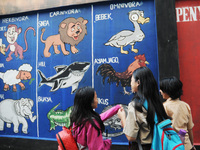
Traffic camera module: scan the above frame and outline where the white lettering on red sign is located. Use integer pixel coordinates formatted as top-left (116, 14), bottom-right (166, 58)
top-left (176, 6), bottom-right (200, 22)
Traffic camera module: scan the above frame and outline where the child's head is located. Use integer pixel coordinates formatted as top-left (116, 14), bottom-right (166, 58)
top-left (160, 76), bottom-right (183, 99)
top-left (131, 67), bottom-right (159, 97)
top-left (74, 86), bottom-right (97, 111)
top-left (131, 67), bottom-right (170, 125)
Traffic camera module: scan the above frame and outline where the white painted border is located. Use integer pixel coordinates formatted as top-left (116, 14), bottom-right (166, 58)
top-left (91, 5), bottom-right (94, 88)
top-left (36, 12), bottom-right (39, 137)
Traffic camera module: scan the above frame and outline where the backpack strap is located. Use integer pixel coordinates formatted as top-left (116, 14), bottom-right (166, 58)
top-left (137, 137), bottom-right (143, 150)
top-left (143, 100), bottom-right (148, 110)
top-left (143, 100), bottom-right (158, 123)
top-left (57, 133), bottom-right (66, 150)
top-left (157, 119), bottom-right (172, 129)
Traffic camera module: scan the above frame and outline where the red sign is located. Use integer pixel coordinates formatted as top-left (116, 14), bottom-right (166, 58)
top-left (176, 0), bottom-right (200, 145)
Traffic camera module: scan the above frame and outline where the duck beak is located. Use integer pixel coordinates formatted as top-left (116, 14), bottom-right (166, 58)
top-left (137, 16), bottom-right (150, 24)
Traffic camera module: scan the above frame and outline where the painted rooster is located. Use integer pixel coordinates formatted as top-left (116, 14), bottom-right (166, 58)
top-left (96, 54), bottom-right (149, 95)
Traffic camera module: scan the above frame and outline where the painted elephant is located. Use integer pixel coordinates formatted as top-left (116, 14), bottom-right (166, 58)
top-left (0, 98), bottom-right (37, 134)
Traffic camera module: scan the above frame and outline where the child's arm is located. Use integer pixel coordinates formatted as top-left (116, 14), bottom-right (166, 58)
top-left (100, 105), bottom-right (121, 122)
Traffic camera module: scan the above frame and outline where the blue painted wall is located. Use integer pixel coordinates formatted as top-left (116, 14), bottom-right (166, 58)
top-left (0, 0), bottom-right (158, 144)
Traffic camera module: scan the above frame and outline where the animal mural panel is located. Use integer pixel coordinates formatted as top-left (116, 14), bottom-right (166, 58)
top-left (0, 98), bottom-right (37, 134)
top-left (105, 10), bottom-right (150, 54)
top-left (47, 103), bottom-right (73, 130)
top-left (96, 54), bottom-right (149, 95)
top-left (0, 64), bottom-right (33, 92)
top-left (93, 1), bottom-right (159, 143)
top-left (0, 0), bottom-right (159, 145)
top-left (38, 62), bottom-right (90, 93)
top-left (4, 25), bottom-right (36, 62)
top-left (40, 17), bottom-right (88, 57)
top-left (37, 5), bottom-right (92, 139)
top-left (0, 11), bottom-right (37, 137)
top-left (101, 104), bottom-right (128, 137)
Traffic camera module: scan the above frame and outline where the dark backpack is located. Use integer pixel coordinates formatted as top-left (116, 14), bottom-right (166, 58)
top-left (143, 100), bottom-right (185, 150)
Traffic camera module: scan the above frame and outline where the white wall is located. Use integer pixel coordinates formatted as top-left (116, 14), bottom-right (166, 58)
top-left (0, 0), bottom-right (109, 15)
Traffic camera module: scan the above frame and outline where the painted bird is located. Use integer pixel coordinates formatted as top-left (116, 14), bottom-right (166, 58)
top-left (105, 10), bottom-right (150, 54)
top-left (96, 54), bottom-right (149, 95)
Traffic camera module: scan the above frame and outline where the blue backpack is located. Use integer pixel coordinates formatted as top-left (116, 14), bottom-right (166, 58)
top-left (143, 100), bottom-right (185, 150)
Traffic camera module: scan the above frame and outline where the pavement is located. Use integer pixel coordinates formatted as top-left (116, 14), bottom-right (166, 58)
top-left (0, 137), bottom-right (199, 150)
top-left (0, 137), bottom-right (129, 150)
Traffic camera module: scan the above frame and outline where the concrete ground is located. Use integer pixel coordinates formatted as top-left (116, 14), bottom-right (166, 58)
top-left (0, 137), bottom-right (199, 150)
top-left (0, 137), bottom-right (129, 150)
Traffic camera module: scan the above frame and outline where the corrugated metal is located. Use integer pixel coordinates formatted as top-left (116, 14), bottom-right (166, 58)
top-left (0, 0), bottom-right (109, 15)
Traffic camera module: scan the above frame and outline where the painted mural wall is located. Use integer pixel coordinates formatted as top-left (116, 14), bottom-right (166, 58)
top-left (0, 0), bottom-right (159, 144)
top-left (176, 0), bottom-right (200, 144)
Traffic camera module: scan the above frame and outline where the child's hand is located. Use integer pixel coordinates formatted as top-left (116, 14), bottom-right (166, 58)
top-left (117, 107), bottom-right (126, 119)
top-left (117, 107), bottom-right (126, 128)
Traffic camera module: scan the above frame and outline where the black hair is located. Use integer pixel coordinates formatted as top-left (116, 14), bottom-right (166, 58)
top-left (70, 86), bottom-right (105, 136)
top-left (160, 76), bottom-right (183, 99)
top-left (132, 67), bottom-right (169, 131)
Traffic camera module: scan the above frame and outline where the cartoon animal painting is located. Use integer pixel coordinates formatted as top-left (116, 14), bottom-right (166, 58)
top-left (101, 104), bottom-right (128, 137)
top-left (4, 25), bottom-right (36, 61)
top-left (96, 54), bottom-right (148, 95)
top-left (105, 10), bottom-right (150, 54)
top-left (0, 98), bottom-right (37, 134)
top-left (38, 62), bottom-right (90, 93)
top-left (0, 38), bottom-right (6, 55)
top-left (47, 103), bottom-right (73, 130)
top-left (40, 17), bottom-right (88, 57)
top-left (0, 64), bottom-right (33, 92)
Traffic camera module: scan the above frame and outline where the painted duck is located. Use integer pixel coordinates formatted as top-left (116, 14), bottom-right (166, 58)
top-left (105, 10), bottom-right (150, 54)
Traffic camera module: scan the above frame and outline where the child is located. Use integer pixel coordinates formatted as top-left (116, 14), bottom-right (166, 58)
top-left (117, 67), bottom-right (169, 150)
top-left (70, 86), bottom-right (121, 150)
top-left (160, 76), bottom-right (196, 150)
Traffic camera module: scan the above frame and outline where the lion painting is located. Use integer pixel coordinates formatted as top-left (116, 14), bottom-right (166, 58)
top-left (40, 17), bottom-right (88, 57)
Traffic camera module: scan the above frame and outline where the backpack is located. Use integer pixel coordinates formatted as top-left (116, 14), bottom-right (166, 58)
top-left (56, 126), bottom-right (79, 150)
top-left (143, 100), bottom-right (185, 150)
